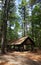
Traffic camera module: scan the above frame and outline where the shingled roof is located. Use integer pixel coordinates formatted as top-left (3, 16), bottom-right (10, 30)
top-left (8, 36), bottom-right (34, 45)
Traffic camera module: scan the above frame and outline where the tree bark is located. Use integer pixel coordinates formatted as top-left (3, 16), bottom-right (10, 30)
top-left (23, 6), bottom-right (26, 37)
top-left (1, 21), bottom-right (7, 54)
top-left (1, 0), bottom-right (10, 54)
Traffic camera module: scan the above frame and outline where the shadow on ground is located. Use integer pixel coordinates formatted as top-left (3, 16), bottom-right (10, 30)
top-left (0, 51), bottom-right (41, 65)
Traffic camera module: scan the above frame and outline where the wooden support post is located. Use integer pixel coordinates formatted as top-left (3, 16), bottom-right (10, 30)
top-left (24, 45), bottom-right (26, 51)
top-left (31, 44), bottom-right (34, 51)
top-left (14, 45), bottom-right (15, 50)
top-left (23, 45), bottom-right (24, 51)
top-left (18, 46), bottom-right (19, 51)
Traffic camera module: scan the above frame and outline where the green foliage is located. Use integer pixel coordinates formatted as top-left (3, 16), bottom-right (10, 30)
top-left (19, 0), bottom-right (29, 36)
top-left (29, 0), bottom-right (36, 6)
top-left (0, 0), bottom-right (41, 49)
top-left (30, 3), bottom-right (41, 48)
top-left (6, 0), bottom-right (21, 41)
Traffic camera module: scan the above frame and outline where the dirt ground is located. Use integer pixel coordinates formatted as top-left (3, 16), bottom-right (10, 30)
top-left (0, 50), bottom-right (41, 65)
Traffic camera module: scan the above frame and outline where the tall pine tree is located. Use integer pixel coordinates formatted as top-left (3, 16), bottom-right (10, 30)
top-left (19, 0), bottom-right (29, 36)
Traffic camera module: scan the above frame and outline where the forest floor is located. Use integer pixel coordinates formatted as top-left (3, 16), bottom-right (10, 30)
top-left (0, 50), bottom-right (41, 65)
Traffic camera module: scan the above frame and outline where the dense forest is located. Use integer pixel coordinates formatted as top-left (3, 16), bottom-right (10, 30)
top-left (0, 0), bottom-right (41, 54)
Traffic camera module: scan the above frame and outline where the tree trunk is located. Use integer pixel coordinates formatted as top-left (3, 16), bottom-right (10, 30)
top-left (31, 7), bottom-right (34, 40)
top-left (32, 21), bottom-right (34, 40)
top-left (24, 22), bottom-right (26, 36)
top-left (1, 21), bottom-right (7, 54)
top-left (1, 0), bottom-right (10, 54)
top-left (23, 6), bottom-right (26, 37)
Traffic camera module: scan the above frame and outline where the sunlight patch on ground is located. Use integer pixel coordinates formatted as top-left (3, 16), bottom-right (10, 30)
top-left (0, 51), bottom-right (41, 65)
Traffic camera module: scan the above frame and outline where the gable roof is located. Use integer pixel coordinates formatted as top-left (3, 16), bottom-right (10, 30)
top-left (8, 36), bottom-right (34, 45)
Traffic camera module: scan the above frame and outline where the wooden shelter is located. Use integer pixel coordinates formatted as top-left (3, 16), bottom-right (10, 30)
top-left (7, 36), bottom-right (35, 51)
